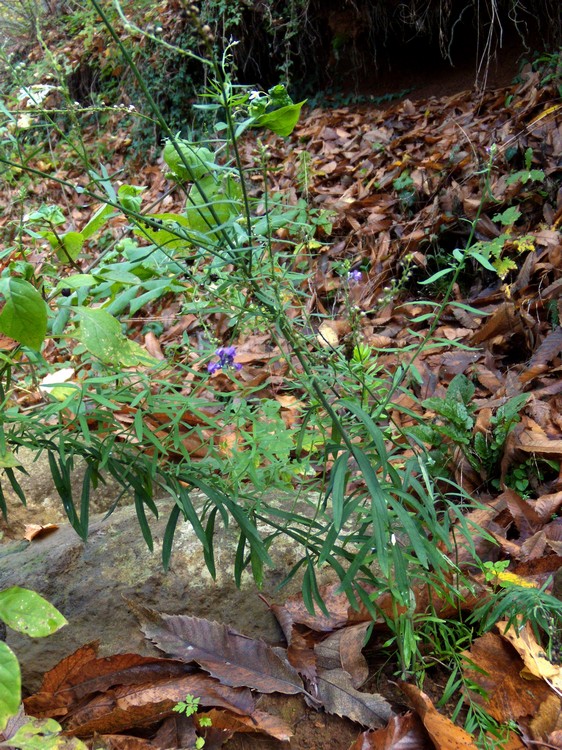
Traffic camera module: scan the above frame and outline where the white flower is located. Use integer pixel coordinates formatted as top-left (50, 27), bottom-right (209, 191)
top-left (16, 113), bottom-right (33, 129)
top-left (18, 84), bottom-right (58, 107)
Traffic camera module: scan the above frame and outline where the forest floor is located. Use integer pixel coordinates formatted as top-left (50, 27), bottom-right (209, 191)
top-left (0, 23), bottom-right (561, 750)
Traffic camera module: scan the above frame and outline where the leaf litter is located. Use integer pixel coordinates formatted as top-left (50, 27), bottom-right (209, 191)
top-left (1, 23), bottom-right (562, 750)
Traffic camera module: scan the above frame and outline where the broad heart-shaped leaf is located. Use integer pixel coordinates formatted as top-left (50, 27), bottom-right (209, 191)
top-left (73, 307), bottom-right (159, 367)
top-left (0, 641), bottom-right (21, 731)
top-left (0, 587), bottom-right (67, 637)
top-left (133, 213), bottom-right (193, 252)
top-left (0, 278), bottom-right (48, 350)
top-left (252, 101), bottom-right (307, 136)
top-left (184, 175), bottom-right (242, 235)
top-left (132, 603), bottom-right (304, 695)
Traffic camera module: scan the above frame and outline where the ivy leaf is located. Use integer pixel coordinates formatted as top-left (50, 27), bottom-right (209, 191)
top-left (0, 278), bottom-right (48, 350)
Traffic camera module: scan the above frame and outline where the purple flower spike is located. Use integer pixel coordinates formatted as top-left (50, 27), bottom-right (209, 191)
top-left (347, 269), bottom-right (362, 284)
top-left (208, 345), bottom-right (240, 374)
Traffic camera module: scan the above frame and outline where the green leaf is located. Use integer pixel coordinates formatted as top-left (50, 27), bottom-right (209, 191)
top-left (0, 641), bottom-right (20, 732)
top-left (0, 278), bottom-right (48, 350)
top-left (492, 206), bottom-right (521, 226)
top-left (55, 274), bottom-right (96, 292)
top-left (492, 257), bottom-right (518, 279)
top-left (162, 503), bottom-right (181, 571)
top-left (184, 175), bottom-right (242, 234)
top-left (0, 450), bottom-right (22, 469)
top-left (81, 203), bottom-right (114, 239)
top-left (73, 307), bottom-right (159, 367)
top-left (118, 184), bottom-right (146, 214)
top-left (447, 374), bottom-right (475, 406)
top-left (1, 716), bottom-right (88, 749)
top-left (26, 205), bottom-right (65, 225)
top-left (418, 267), bottom-right (454, 285)
top-left (0, 587), bottom-right (67, 636)
top-left (133, 213), bottom-right (193, 251)
top-left (56, 231), bottom-right (84, 263)
top-left (163, 139), bottom-right (215, 181)
top-left (252, 101), bottom-right (306, 137)
top-left (329, 451), bottom-right (349, 532)
top-left (469, 250), bottom-right (497, 273)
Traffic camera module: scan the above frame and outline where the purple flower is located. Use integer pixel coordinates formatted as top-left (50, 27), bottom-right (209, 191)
top-left (207, 345), bottom-right (242, 374)
top-left (347, 269), bottom-right (362, 284)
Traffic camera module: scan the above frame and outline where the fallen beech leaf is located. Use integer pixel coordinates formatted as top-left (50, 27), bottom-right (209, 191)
top-left (347, 713), bottom-right (431, 749)
top-left (25, 647), bottom-right (193, 718)
top-left (317, 321), bottom-right (340, 348)
top-left (535, 491), bottom-right (562, 521)
top-left (518, 429), bottom-right (562, 456)
top-left (497, 620), bottom-right (562, 692)
top-left (399, 682), bottom-right (477, 749)
top-left (469, 302), bottom-right (522, 346)
top-left (317, 668), bottom-right (393, 729)
top-left (64, 672), bottom-right (253, 736)
top-left (267, 598), bottom-right (318, 683)
top-left (144, 331), bottom-right (165, 360)
top-left (519, 327), bottom-right (562, 384)
top-left (519, 530), bottom-right (548, 561)
top-left (201, 708), bottom-right (293, 741)
top-left (23, 523), bottom-right (59, 541)
top-left (315, 622), bottom-right (370, 688)
top-left (505, 491), bottom-right (543, 539)
top-left (529, 693), bottom-right (562, 744)
top-left (89, 734), bottom-right (160, 749)
top-left (152, 713), bottom-right (198, 748)
top-left (132, 603), bottom-right (304, 695)
top-left (462, 632), bottom-right (551, 724)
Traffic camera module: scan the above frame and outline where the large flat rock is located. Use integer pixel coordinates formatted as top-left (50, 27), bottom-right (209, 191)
top-left (0, 498), bottom-right (307, 692)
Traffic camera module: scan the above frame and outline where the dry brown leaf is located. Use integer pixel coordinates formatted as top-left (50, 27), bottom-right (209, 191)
top-left (520, 530), bottom-right (548, 561)
top-left (23, 523), bottom-right (59, 541)
top-left (201, 708), bottom-right (293, 741)
top-left (519, 327), bottom-right (562, 384)
top-left (505, 491), bottom-right (543, 539)
top-left (529, 693), bottom-right (562, 744)
top-left (398, 682), bottom-right (477, 749)
top-left (143, 332), bottom-right (165, 360)
top-left (347, 713), bottom-right (431, 749)
top-left (497, 620), bottom-right (562, 692)
top-left (131, 602), bottom-right (304, 695)
top-left (64, 673), bottom-right (253, 736)
top-left (518, 426), bottom-right (562, 456)
top-left (317, 668), bottom-right (393, 729)
top-left (469, 302), bottom-right (524, 346)
top-left (317, 321), bottom-right (340, 348)
top-left (314, 622), bottom-right (370, 688)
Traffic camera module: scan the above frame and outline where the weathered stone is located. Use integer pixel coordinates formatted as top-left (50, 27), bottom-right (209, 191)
top-left (0, 497), bottom-right (312, 693)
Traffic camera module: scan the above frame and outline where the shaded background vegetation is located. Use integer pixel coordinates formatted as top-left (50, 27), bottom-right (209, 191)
top-left (2, 0), bottom-right (560, 154)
